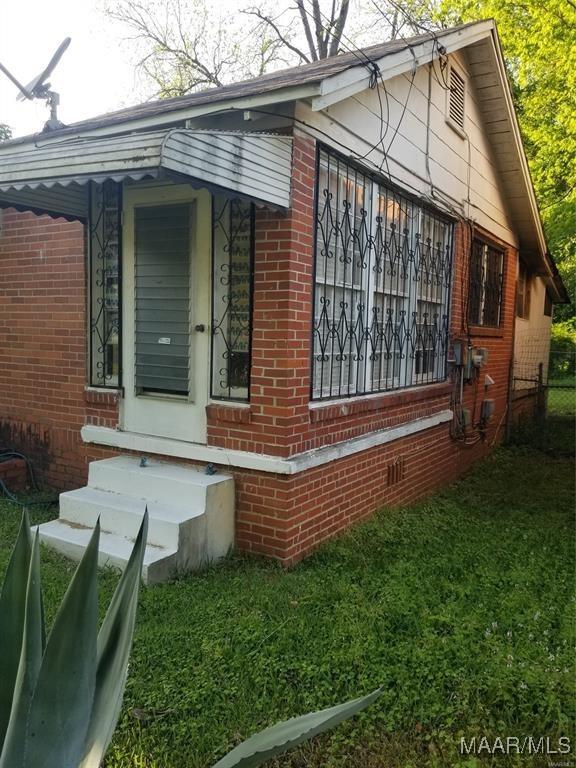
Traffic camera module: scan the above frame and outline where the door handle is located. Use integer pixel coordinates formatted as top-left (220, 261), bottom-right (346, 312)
top-left (194, 324), bottom-right (206, 332)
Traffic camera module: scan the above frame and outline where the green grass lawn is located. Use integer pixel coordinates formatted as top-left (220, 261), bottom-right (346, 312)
top-left (547, 379), bottom-right (576, 417)
top-left (1, 439), bottom-right (574, 768)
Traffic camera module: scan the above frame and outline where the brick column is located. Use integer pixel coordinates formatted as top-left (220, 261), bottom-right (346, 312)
top-left (207, 133), bottom-right (317, 457)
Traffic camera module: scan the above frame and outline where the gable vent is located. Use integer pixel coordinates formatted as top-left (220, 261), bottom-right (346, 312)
top-left (448, 67), bottom-right (466, 131)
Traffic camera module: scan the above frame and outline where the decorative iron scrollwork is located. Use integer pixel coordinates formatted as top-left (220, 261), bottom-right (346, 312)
top-left (468, 239), bottom-right (503, 327)
top-left (89, 181), bottom-right (122, 388)
top-left (312, 148), bottom-right (454, 400)
top-left (211, 197), bottom-right (253, 401)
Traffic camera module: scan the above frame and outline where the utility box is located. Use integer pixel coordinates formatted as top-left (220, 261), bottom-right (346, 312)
top-left (481, 399), bottom-right (496, 422)
top-left (472, 347), bottom-right (489, 367)
top-left (453, 340), bottom-right (466, 366)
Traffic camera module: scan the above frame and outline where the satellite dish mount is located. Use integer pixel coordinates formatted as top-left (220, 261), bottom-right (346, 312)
top-left (0, 37), bottom-right (71, 132)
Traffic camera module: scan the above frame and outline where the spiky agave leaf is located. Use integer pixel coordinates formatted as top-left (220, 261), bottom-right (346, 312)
top-left (0, 510), bottom-right (34, 751)
top-left (212, 687), bottom-right (383, 768)
top-left (80, 510), bottom-right (148, 768)
top-left (0, 528), bottom-right (44, 767)
top-left (1, 522), bottom-right (101, 768)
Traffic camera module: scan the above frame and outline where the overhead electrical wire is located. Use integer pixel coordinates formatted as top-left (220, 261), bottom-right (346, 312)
top-left (298, 0), bottom-right (403, 179)
top-left (366, 1), bottom-right (492, 447)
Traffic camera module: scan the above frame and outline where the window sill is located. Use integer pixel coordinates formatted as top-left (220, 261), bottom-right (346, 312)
top-left (84, 387), bottom-right (121, 406)
top-left (309, 381), bottom-right (452, 424)
top-left (469, 326), bottom-right (504, 339)
top-left (206, 403), bottom-right (252, 424)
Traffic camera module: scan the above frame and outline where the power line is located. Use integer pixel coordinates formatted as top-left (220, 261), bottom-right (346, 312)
top-left (298, 0), bottom-right (400, 180)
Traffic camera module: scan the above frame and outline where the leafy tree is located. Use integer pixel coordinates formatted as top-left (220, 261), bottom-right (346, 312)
top-left (435, 0), bottom-right (576, 316)
top-left (543, 191), bottom-right (576, 319)
top-left (106, 0), bottom-right (574, 314)
top-left (0, 124), bottom-right (11, 142)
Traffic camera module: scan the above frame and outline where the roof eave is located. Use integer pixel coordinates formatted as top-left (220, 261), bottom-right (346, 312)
top-left (1, 83), bottom-right (320, 149)
top-left (487, 25), bottom-right (567, 303)
top-left (310, 20), bottom-right (495, 111)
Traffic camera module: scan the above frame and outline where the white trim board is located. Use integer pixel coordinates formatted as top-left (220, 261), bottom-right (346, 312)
top-left (81, 409), bottom-right (452, 476)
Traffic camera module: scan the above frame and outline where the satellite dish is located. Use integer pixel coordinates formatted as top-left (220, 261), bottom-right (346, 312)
top-left (0, 37), bottom-right (71, 131)
top-left (17, 37), bottom-right (71, 101)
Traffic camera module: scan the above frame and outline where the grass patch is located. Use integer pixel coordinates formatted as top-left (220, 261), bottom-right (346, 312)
top-left (0, 442), bottom-right (574, 768)
top-left (547, 381), bottom-right (576, 418)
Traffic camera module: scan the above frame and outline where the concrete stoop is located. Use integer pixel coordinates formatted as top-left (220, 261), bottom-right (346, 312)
top-left (35, 456), bottom-right (235, 584)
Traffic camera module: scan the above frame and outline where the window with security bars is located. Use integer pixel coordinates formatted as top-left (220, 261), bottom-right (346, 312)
top-left (312, 148), bottom-right (454, 401)
top-left (89, 180), bottom-right (122, 388)
top-left (211, 196), bottom-right (254, 402)
top-left (468, 239), bottom-right (504, 328)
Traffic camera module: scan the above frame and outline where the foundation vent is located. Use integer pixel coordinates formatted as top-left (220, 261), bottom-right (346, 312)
top-left (387, 457), bottom-right (406, 487)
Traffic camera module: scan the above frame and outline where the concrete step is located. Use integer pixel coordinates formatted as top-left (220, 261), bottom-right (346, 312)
top-left (37, 456), bottom-right (235, 584)
top-left (88, 456), bottom-right (226, 510)
top-left (35, 518), bottom-right (178, 585)
top-left (59, 486), bottom-right (199, 550)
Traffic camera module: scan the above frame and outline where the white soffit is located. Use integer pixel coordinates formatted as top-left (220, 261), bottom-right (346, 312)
top-left (0, 129), bottom-right (293, 219)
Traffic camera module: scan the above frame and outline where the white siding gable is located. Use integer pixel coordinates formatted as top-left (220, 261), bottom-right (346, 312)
top-left (297, 50), bottom-right (516, 246)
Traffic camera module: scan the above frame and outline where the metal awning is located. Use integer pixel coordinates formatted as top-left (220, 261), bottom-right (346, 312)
top-left (0, 129), bottom-right (293, 219)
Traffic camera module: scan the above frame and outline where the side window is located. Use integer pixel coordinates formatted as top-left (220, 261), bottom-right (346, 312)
top-left (468, 239), bottom-right (504, 328)
top-left (312, 147), bottom-right (454, 401)
top-left (211, 196), bottom-right (253, 402)
top-left (544, 290), bottom-right (553, 317)
top-left (516, 260), bottom-right (531, 319)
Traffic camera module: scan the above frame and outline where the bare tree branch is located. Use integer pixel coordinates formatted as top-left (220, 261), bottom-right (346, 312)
top-left (328, 0), bottom-right (350, 56)
top-left (244, 7), bottom-right (312, 62)
top-left (104, 0), bottom-right (378, 100)
top-left (296, 0), bottom-right (319, 61)
top-left (311, 0), bottom-right (328, 58)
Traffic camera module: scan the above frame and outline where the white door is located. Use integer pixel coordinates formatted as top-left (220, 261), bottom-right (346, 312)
top-left (121, 183), bottom-right (211, 443)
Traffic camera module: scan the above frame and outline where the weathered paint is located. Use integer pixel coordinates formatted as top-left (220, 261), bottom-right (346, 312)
top-left (0, 129), bottom-right (293, 214)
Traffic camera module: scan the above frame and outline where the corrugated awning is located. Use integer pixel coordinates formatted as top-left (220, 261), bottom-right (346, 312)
top-left (0, 129), bottom-right (292, 220)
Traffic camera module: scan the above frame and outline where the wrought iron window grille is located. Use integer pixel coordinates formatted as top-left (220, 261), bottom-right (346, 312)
top-left (211, 196), bottom-right (254, 402)
top-left (468, 238), bottom-right (504, 328)
top-left (88, 180), bottom-right (122, 388)
top-left (312, 147), bottom-right (454, 401)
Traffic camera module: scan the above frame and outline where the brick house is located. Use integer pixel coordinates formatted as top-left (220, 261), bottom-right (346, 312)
top-left (0, 20), bottom-right (567, 579)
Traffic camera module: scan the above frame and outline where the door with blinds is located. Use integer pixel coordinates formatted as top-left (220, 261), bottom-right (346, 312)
top-left (121, 184), bottom-right (211, 443)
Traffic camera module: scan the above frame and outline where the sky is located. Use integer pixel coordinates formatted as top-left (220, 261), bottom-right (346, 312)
top-left (0, 0), bottom-right (380, 139)
top-left (0, 0), bottom-right (140, 138)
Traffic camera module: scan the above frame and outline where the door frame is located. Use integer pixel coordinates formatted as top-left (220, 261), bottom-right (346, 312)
top-left (120, 181), bottom-right (212, 444)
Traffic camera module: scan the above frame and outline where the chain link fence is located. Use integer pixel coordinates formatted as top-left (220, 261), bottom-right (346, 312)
top-left (509, 328), bottom-right (575, 454)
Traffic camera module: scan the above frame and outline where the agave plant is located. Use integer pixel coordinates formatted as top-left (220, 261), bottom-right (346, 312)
top-left (0, 509), bottom-right (148, 768)
top-left (0, 509), bottom-right (381, 768)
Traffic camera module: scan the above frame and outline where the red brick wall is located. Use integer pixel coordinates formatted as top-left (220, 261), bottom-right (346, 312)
top-left (207, 137), bottom-right (516, 465)
top-left (207, 132), bottom-right (316, 456)
top-left (0, 457), bottom-right (28, 493)
top-left (0, 138), bottom-right (518, 563)
top-left (233, 218), bottom-right (518, 563)
top-left (235, 421), bottom-right (498, 563)
top-left (0, 210), bottom-right (119, 489)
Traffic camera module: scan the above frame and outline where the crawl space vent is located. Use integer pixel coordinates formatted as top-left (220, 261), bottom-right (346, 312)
top-left (387, 457), bottom-right (406, 487)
